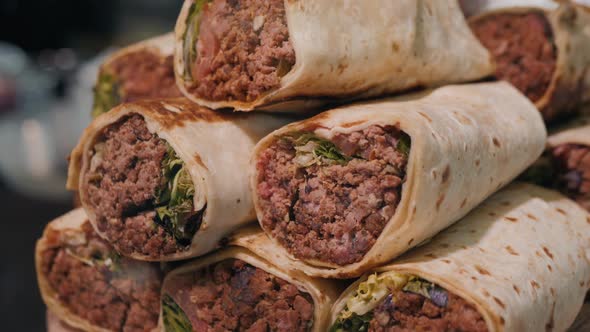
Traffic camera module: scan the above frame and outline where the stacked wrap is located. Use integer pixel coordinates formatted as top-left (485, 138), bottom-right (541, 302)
top-left (68, 99), bottom-right (291, 261)
top-left (250, 82), bottom-right (547, 278)
top-left (92, 33), bottom-right (181, 118)
top-left (330, 183), bottom-right (590, 331)
top-left (174, 0), bottom-right (494, 111)
top-left (35, 209), bottom-right (162, 332)
top-left (160, 229), bottom-right (343, 332)
top-left (468, 3), bottom-right (590, 121)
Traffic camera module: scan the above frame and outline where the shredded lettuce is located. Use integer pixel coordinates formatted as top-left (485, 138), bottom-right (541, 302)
top-left (154, 144), bottom-right (201, 246)
top-left (332, 274), bottom-right (451, 331)
top-left (330, 273), bottom-right (407, 332)
top-left (65, 248), bottom-right (121, 273)
top-left (162, 294), bottom-right (193, 332)
top-left (182, 0), bottom-right (210, 81)
top-left (284, 132), bottom-right (351, 167)
top-left (402, 276), bottom-right (432, 298)
top-left (396, 133), bottom-right (411, 159)
top-left (342, 273), bottom-right (408, 318)
top-left (91, 72), bottom-right (120, 118)
top-left (403, 276), bottom-right (449, 307)
top-left (330, 312), bottom-right (373, 332)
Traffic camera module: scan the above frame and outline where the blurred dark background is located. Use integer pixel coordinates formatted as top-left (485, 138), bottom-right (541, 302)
top-left (0, 1), bottom-right (183, 330)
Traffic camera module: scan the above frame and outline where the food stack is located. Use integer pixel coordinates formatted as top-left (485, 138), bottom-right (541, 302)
top-left (35, 1), bottom-right (590, 332)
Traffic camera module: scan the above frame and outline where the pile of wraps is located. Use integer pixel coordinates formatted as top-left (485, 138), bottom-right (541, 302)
top-left (36, 1), bottom-right (590, 331)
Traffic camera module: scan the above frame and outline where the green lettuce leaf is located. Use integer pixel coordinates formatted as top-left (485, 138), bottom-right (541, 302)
top-left (162, 294), bottom-right (193, 332)
top-left (66, 248), bottom-right (121, 273)
top-left (341, 272), bottom-right (408, 319)
top-left (182, 0), bottom-right (210, 81)
top-left (91, 72), bottom-right (120, 118)
top-left (330, 311), bottom-right (372, 332)
top-left (154, 144), bottom-right (201, 245)
top-left (284, 132), bottom-right (351, 167)
top-left (396, 133), bottom-right (411, 159)
top-left (402, 276), bottom-right (432, 298)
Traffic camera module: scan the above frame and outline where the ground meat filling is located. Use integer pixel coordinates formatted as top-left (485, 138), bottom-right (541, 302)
top-left (470, 13), bottom-right (557, 102)
top-left (164, 259), bottom-right (314, 331)
top-left (551, 144), bottom-right (590, 210)
top-left (41, 222), bottom-right (162, 332)
top-left (369, 289), bottom-right (488, 332)
top-left (110, 50), bottom-right (182, 102)
top-left (187, 0), bottom-right (295, 102)
top-left (257, 125), bottom-right (409, 266)
top-left (83, 115), bottom-right (191, 257)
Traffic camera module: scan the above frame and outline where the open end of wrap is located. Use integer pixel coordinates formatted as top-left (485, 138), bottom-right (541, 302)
top-left (92, 49), bottom-right (181, 118)
top-left (161, 259), bottom-right (315, 331)
top-left (255, 125), bottom-right (410, 266)
top-left (331, 273), bottom-right (488, 332)
top-left (82, 114), bottom-right (206, 258)
top-left (469, 12), bottom-right (557, 103)
top-left (40, 221), bottom-right (162, 332)
top-left (524, 143), bottom-right (590, 211)
top-left (181, 0), bottom-right (295, 103)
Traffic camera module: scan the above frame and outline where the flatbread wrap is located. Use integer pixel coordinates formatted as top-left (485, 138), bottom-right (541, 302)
top-left (469, 3), bottom-right (590, 122)
top-left (329, 183), bottom-right (590, 332)
top-left (36, 208), bottom-right (163, 332)
top-left (250, 81), bottom-right (547, 278)
top-left (174, 0), bottom-right (494, 111)
top-left (67, 99), bottom-right (291, 261)
top-left (160, 230), bottom-right (341, 332)
top-left (92, 33), bottom-right (182, 118)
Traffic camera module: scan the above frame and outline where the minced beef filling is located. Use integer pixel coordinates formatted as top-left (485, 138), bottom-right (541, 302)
top-left (470, 13), bottom-right (557, 102)
top-left (41, 222), bottom-right (162, 332)
top-left (83, 114), bottom-right (185, 257)
top-left (109, 51), bottom-right (182, 102)
top-left (551, 144), bottom-right (590, 210)
top-left (369, 289), bottom-right (488, 332)
top-left (188, 0), bottom-right (295, 102)
top-left (257, 126), bottom-right (408, 266)
top-left (165, 259), bottom-right (314, 331)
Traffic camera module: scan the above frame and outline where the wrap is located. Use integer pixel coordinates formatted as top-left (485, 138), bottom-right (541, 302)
top-left (160, 230), bottom-right (342, 332)
top-left (67, 99), bottom-right (291, 261)
top-left (329, 183), bottom-right (590, 332)
top-left (469, 3), bottom-right (590, 122)
top-left (92, 33), bottom-right (182, 118)
top-left (174, 0), bottom-right (493, 111)
top-left (250, 81), bottom-right (546, 279)
top-left (35, 208), bottom-right (163, 332)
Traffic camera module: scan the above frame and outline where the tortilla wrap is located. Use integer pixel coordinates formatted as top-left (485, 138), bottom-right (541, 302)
top-left (36, 208), bottom-right (162, 332)
top-left (160, 236), bottom-right (342, 332)
top-left (469, 3), bottom-right (590, 122)
top-left (92, 33), bottom-right (181, 118)
top-left (67, 99), bottom-right (291, 261)
top-left (249, 81), bottom-right (546, 278)
top-left (174, 0), bottom-right (493, 111)
top-left (329, 183), bottom-right (590, 332)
